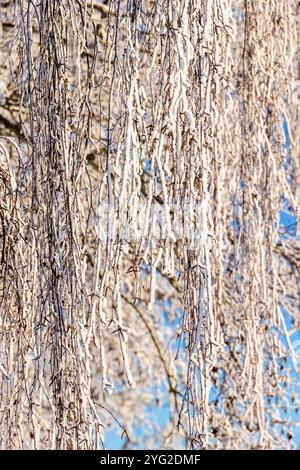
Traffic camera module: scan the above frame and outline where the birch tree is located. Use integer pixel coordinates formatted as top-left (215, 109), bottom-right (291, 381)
top-left (0, 0), bottom-right (299, 449)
